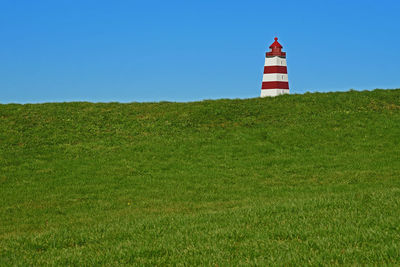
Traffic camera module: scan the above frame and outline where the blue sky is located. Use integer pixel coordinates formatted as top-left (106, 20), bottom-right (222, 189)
top-left (1, 0), bottom-right (400, 103)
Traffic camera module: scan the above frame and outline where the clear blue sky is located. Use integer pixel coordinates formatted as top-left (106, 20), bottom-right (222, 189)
top-left (1, 0), bottom-right (400, 103)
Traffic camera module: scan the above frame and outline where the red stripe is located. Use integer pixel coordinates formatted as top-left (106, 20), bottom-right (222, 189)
top-left (262, 81), bottom-right (289, 89)
top-left (264, 66), bottom-right (287, 74)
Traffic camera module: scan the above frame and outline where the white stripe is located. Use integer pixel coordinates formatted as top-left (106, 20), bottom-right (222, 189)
top-left (264, 57), bottom-right (287, 66)
top-left (261, 89), bottom-right (290, 97)
top-left (262, 73), bottom-right (288, 82)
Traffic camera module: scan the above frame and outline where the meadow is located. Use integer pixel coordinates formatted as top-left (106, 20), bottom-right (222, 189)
top-left (1, 89), bottom-right (400, 265)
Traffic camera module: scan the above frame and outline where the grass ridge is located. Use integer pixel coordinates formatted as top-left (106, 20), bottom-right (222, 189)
top-left (1, 89), bottom-right (400, 265)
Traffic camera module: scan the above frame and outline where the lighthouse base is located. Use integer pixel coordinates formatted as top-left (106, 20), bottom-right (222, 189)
top-left (260, 89), bottom-right (289, 98)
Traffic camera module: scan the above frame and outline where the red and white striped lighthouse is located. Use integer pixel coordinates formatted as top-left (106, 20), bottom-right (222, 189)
top-left (261, 37), bottom-right (289, 97)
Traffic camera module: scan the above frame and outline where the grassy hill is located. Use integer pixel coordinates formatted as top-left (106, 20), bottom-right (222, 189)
top-left (1, 89), bottom-right (400, 265)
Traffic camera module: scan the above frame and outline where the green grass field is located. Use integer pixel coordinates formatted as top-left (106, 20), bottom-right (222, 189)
top-left (1, 89), bottom-right (400, 265)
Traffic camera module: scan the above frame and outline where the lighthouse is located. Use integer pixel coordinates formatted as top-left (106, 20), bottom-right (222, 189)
top-left (261, 37), bottom-right (289, 97)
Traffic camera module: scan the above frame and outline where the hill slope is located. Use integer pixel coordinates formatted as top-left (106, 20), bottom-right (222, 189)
top-left (1, 89), bottom-right (400, 265)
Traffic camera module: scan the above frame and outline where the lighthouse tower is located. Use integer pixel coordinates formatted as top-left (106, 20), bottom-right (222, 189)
top-left (261, 37), bottom-right (289, 97)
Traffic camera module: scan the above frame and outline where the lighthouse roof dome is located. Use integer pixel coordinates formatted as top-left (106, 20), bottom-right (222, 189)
top-left (269, 37), bottom-right (283, 49)
top-left (266, 37), bottom-right (286, 58)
